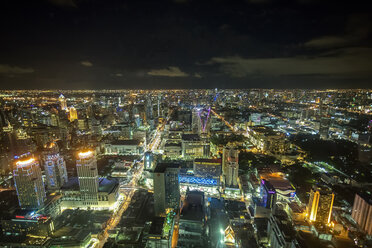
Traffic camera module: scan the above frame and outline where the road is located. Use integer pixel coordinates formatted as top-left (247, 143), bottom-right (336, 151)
top-left (97, 117), bottom-right (168, 247)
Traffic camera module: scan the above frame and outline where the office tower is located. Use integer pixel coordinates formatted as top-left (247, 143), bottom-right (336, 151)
top-left (153, 163), bottom-right (180, 216)
top-left (319, 116), bottom-right (330, 140)
top-left (68, 106), bottom-right (78, 122)
top-left (351, 193), bottom-right (372, 236)
top-left (222, 146), bottom-right (239, 187)
top-left (41, 142), bottom-right (68, 190)
top-left (13, 156), bottom-right (46, 208)
top-left (307, 185), bottom-right (334, 224)
top-left (157, 93), bottom-right (161, 117)
top-left (145, 96), bottom-right (153, 121)
top-left (261, 179), bottom-right (277, 211)
top-left (76, 150), bottom-right (99, 204)
top-left (58, 94), bottom-right (67, 110)
top-left (144, 151), bottom-right (155, 170)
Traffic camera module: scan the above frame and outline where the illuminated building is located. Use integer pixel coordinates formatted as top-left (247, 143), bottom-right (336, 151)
top-left (261, 179), bottom-right (277, 211)
top-left (13, 157), bottom-right (46, 208)
top-left (319, 116), bottom-right (330, 140)
top-left (153, 163), bottom-right (180, 216)
top-left (41, 142), bottom-right (68, 190)
top-left (76, 150), bottom-right (99, 206)
top-left (68, 106), bottom-right (78, 122)
top-left (246, 126), bottom-right (289, 155)
top-left (306, 185), bottom-right (334, 224)
top-left (60, 177), bottom-right (119, 209)
top-left (222, 146), bottom-right (239, 187)
top-left (58, 94), bottom-right (67, 110)
top-left (181, 134), bottom-right (210, 158)
top-left (104, 139), bottom-right (144, 155)
top-left (351, 192), bottom-right (372, 236)
top-left (144, 151), bottom-right (155, 170)
top-left (178, 191), bottom-right (205, 247)
top-left (224, 225), bottom-right (236, 246)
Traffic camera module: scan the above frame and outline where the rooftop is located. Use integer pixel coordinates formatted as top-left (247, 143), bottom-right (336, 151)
top-left (180, 191), bottom-right (205, 222)
top-left (61, 177), bottom-right (118, 193)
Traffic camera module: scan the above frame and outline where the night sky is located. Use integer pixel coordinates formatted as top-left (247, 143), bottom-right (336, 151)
top-left (1, 0), bottom-right (372, 89)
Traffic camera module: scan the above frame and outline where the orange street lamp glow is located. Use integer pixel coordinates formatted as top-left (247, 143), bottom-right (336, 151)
top-left (78, 150), bottom-right (93, 159)
top-left (16, 158), bottom-right (35, 166)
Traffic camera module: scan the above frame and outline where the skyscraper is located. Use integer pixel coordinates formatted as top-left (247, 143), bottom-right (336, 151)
top-left (261, 179), bottom-right (277, 211)
top-left (13, 156), bottom-right (46, 208)
top-left (319, 116), bottom-right (330, 140)
top-left (153, 163), bottom-right (180, 216)
top-left (351, 192), bottom-right (372, 236)
top-left (222, 146), bottom-right (239, 187)
top-left (68, 106), bottom-right (78, 122)
top-left (76, 150), bottom-right (99, 205)
top-left (41, 142), bottom-right (68, 190)
top-left (307, 185), bottom-right (334, 224)
top-left (58, 94), bottom-right (67, 110)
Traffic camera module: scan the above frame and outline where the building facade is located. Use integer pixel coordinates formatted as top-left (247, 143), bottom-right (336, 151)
top-left (41, 143), bottom-right (68, 190)
top-left (13, 157), bottom-right (46, 209)
top-left (306, 185), bottom-right (334, 224)
top-left (76, 150), bottom-right (99, 206)
top-left (351, 193), bottom-right (372, 236)
top-left (153, 163), bottom-right (180, 216)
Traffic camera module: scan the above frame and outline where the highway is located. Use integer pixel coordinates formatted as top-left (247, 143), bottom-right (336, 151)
top-left (97, 117), bottom-right (168, 247)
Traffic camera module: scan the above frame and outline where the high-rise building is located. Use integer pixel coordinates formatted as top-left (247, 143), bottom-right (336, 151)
top-left (13, 156), bottom-right (46, 208)
top-left (319, 116), bottom-right (330, 140)
top-left (41, 142), bottom-right (68, 190)
top-left (261, 179), bottom-right (277, 211)
top-left (144, 151), bottom-right (155, 170)
top-left (58, 94), bottom-right (67, 110)
top-left (76, 150), bottom-right (99, 205)
top-left (306, 185), bottom-right (334, 224)
top-left (68, 106), bottom-right (78, 122)
top-left (351, 192), bottom-right (372, 236)
top-left (222, 146), bottom-right (239, 187)
top-left (153, 163), bottom-right (180, 216)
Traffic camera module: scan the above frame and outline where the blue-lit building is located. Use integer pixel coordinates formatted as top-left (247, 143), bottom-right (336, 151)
top-left (261, 179), bottom-right (277, 211)
top-left (144, 151), bottom-right (155, 171)
top-left (41, 142), bottom-right (68, 190)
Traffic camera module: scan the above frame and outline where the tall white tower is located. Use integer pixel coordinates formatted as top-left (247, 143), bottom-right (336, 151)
top-left (13, 156), bottom-right (46, 208)
top-left (76, 150), bottom-right (99, 205)
top-left (222, 146), bottom-right (239, 187)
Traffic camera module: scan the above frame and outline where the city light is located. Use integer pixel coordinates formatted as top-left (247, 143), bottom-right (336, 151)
top-left (16, 158), bottom-right (35, 167)
top-left (78, 150), bottom-right (94, 159)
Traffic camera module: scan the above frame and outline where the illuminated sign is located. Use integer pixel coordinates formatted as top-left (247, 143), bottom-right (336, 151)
top-left (179, 175), bottom-right (217, 186)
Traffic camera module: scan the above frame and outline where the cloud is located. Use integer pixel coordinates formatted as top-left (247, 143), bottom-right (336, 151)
top-left (194, 73), bottom-right (202, 78)
top-left (203, 47), bottom-right (372, 78)
top-left (304, 36), bottom-right (350, 49)
top-left (0, 64), bottom-right (34, 74)
top-left (147, 66), bottom-right (188, 77)
top-left (115, 73), bottom-right (123, 77)
top-left (80, 61), bottom-right (93, 67)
